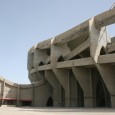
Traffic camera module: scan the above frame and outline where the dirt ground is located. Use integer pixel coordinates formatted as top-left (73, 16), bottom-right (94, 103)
top-left (0, 106), bottom-right (115, 115)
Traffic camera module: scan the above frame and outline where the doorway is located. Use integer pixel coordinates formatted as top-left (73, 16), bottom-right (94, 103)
top-left (47, 97), bottom-right (53, 107)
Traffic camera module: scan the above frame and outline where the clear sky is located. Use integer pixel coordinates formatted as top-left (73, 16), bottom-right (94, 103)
top-left (0, 0), bottom-right (114, 84)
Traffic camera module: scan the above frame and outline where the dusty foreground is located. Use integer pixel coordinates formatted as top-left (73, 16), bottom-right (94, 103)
top-left (0, 106), bottom-right (115, 115)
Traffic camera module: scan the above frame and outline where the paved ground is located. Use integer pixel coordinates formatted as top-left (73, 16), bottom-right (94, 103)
top-left (0, 106), bottom-right (115, 115)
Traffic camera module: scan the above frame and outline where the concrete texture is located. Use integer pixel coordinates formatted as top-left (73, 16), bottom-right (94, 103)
top-left (0, 9), bottom-right (115, 108)
top-left (27, 8), bottom-right (115, 108)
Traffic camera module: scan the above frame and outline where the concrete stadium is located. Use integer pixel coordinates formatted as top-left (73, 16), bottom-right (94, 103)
top-left (0, 8), bottom-right (115, 108)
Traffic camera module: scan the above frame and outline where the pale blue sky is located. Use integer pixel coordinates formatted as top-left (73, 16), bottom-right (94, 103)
top-left (0, 0), bottom-right (114, 84)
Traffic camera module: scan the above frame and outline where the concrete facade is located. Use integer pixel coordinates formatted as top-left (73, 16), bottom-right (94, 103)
top-left (0, 9), bottom-right (115, 108)
top-left (0, 76), bottom-right (51, 107)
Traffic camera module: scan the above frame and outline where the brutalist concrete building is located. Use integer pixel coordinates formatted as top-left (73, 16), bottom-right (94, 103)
top-left (0, 9), bottom-right (115, 108)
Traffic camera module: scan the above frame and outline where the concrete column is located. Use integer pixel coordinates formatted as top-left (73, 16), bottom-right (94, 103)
top-left (96, 64), bottom-right (115, 108)
top-left (17, 85), bottom-right (20, 106)
top-left (32, 84), bottom-right (34, 106)
top-left (52, 68), bottom-right (70, 107)
top-left (72, 67), bottom-right (94, 108)
top-left (69, 70), bottom-right (78, 107)
top-left (51, 38), bottom-right (71, 107)
top-left (2, 79), bottom-right (5, 99)
top-left (2, 79), bottom-right (5, 104)
top-left (45, 70), bottom-right (61, 107)
top-left (89, 18), bottom-right (111, 63)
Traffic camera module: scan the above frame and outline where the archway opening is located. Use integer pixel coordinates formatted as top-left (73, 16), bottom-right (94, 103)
top-left (77, 82), bottom-right (84, 107)
top-left (96, 80), bottom-right (111, 107)
top-left (96, 80), bottom-right (106, 107)
top-left (46, 97), bottom-right (53, 107)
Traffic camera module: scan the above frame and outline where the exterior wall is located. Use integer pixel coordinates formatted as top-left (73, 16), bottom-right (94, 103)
top-left (33, 82), bottom-right (52, 107)
top-left (0, 76), bottom-right (52, 107)
top-left (20, 87), bottom-right (32, 101)
top-left (4, 83), bottom-right (17, 99)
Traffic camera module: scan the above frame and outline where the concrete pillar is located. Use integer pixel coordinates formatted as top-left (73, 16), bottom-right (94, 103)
top-left (51, 38), bottom-right (71, 107)
top-left (2, 79), bottom-right (5, 98)
top-left (17, 85), bottom-right (20, 106)
top-left (96, 64), bottom-right (115, 108)
top-left (45, 70), bottom-right (61, 107)
top-left (89, 18), bottom-right (111, 63)
top-left (2, 79), bottom-right (5, 104)
top-left (69, 70), bottom-right (78, 107)
top-left (32, 84), bottom-right (34, 106)
top-left (72, 67), bottom-right (94, 108)
top-left (52, 68), bottom-right (70, 107)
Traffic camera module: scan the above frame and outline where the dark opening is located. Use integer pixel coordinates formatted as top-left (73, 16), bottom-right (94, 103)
top-left (0, 100), bottom-right (2, 106)
top-left (47, 49), bottom-right (51, 56)
top-left (77, 82), bottom-right (84, 107)
top-left (100, 47), bottom-right (106, 55)
top-left (39, 61), bottom-right (44, 66)
top-left (80, 48), bottom-right (90, 58)
top-left (96, 80), bottom-right (111, 107)
top-left (21, 101), bottom-right (32, 106)
top-left (69, 69), bottom-right (78, 107)
top-left (47, 61), bottom-right (50, 64)
top-left (70, 55), bottom-right (81, 60)
top-left (3, 100), bottom-right (16, 105)
top-left (58, 55), bottom-right (64, 62)
top-left (61, 86), bottom-right (65, 107)
top-left (7, 100), bottom-right (13, 105)
top-left (47, 97), bottom-right (53, 107)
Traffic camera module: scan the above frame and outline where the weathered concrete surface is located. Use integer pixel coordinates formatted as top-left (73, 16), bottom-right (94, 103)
top-left (0, 9), bottom-right (115, 108)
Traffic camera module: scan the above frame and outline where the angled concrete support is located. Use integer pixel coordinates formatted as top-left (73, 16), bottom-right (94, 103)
top-left (33, 48), bottom-right (48, 69)
top-left (89, 18), bottom-right (111, 63)
top-left (52, 68), bottom-right (70, 107)
top-left (45, 70), bottom-right (61, 107)
top-left (51, 39), bottom-right (71, 107)
top-left (72, 67), bottom-right (94, 108)
top-left (96, 64), bottom-right (115, 107)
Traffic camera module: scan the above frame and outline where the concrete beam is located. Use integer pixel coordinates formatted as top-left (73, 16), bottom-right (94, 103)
top-left (98, 54), bottom-right (115, 64)
top-left (64, 39), bottom-right (90, 60)
top-left (36, 38), bottom-right (51, 50)
top-left (45, 56), bottom-right (51, 64)
top-left (95, 9), bottom-right (115, 28)
top-left (57, 57), bottom-right (94, 69)
top-left (53, 21), bottom-right (89, 45)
